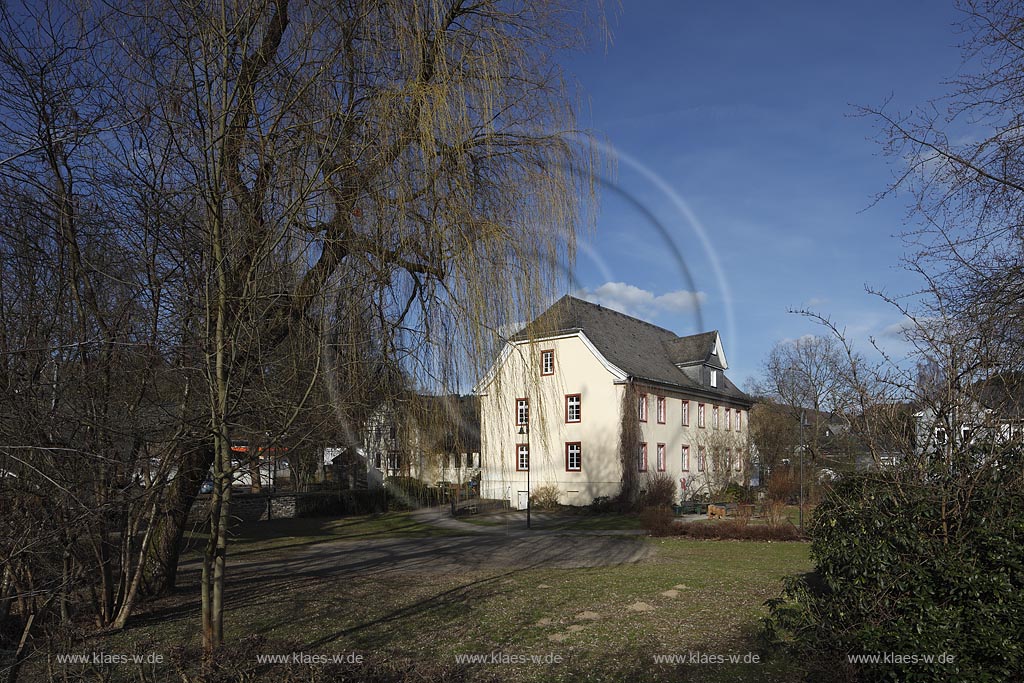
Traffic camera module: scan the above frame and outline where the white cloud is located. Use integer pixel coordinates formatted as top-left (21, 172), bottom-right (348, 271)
top-left (577, 282), bottom-right (706, 319)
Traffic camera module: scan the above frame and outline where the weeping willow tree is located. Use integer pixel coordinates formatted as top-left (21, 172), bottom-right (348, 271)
top-left (0, 0), bottom-right (600, 657)
top-left (111, 0), bottom-right (598, 651)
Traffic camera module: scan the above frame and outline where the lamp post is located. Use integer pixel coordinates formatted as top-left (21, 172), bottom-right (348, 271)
top-left (518, 424), bottom-right (531, 529)
top-left (799, 409), bottom-right (806, 531)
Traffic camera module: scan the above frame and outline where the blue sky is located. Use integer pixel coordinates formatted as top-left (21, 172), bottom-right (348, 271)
top-left (561, 1), bottom-right (966, 388)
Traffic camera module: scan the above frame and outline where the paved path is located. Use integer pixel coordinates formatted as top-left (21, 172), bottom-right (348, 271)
top-left (214, 531), bottom-right (654, 579)
top-left (409, 505), bottom-right (654, 536)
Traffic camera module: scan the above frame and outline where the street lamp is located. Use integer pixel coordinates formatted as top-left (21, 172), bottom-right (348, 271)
top-left (799, 409), bottom-right (807, 531)
top-left (518, 424), bottom-right (531, 529)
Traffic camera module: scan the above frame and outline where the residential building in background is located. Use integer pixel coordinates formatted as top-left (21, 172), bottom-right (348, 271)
top-left (477, 295), bottom-right (753, 508)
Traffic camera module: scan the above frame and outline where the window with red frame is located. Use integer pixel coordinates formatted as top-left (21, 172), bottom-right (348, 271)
top-left (638, 442), bottom-right (648, 471)
top-left (681, 444), bottom-right (690, 471)
top-left (638, 394), bottom-right (648, 422)
top-left (681, 400), bottom-right (690, 426)
top-left (516, 398), bottom-right (529, 426)
top-left (541, 349), bottom-right (554, 376)
top-left (565, 442), bottom-right (582, 471)
top-left (656, 396), bottom-right (666, 423)
top-left (565, 394), bottom-right (581, 423)
top-left (516, 444), bottom-right (529, 471)
top-left (656, 443), bottom-right (666, 471)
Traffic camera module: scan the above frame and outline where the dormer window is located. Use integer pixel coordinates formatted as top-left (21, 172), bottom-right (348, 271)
top-left (710, 369), bottom-right (718, 388)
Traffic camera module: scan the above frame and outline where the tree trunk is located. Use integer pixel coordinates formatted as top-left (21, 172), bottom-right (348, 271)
top-left (142, 443), bottom-right (214, 596)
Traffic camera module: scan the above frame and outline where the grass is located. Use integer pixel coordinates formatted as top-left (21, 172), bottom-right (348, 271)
top-left (181, 511), bottom-right (460, 560)
top-left (95, 533), bottom-right (809, 683)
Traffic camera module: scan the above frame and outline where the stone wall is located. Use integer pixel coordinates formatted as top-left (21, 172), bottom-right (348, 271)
top-left (188, 489), bottom-right (388, 525)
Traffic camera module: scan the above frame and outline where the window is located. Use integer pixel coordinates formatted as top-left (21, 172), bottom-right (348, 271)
top-left (713, 405), bottom-right (720, 429)
top-left (657, 396), bottom-right (666, 423)
top-left (516, 398), bottom-right (529, 426)
top-left (657, 443), bottom-right (666, 471)
top-left (638, 443), bottom-right (648, 472)
top-left (516, 444), bottom-right (530, 471)
top-left (725, 408), bottom-right (731, 430)
top-left (934, 427), bottom-right (947, 445)
top-left (698, 403), bottom-right (705, 428)
top-left (734, 449), bottom-right (742, 471)
top-left (541, 349), bottom-right (554, 376)
top-left (565, 394), bottom-right (581, 423)
top-left (638, 393), bottom-right (648, 422)
top-left (710, 369), bottom-right (718, 387)
top-left (681, 444), bottom-right (690, 471)
top-left (961, 425), bottom-right (973, 444)
top-left (566, 442), bottom-right (582, 471)
top-left (736, 410), bottom-right (742, 432)
top-left (681, 400), bottom-right (690, 426)
top-left (697, 446), bottom-right (706, 472)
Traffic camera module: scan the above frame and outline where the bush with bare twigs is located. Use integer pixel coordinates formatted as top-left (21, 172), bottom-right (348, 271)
top-left (529, 484), bottom-right (561, 510)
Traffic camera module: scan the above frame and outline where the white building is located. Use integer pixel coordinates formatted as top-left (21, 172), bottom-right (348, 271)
top-left (476, 296), bottom-right (753, 508)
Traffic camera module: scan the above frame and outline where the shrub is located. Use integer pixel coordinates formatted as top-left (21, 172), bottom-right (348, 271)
top-left (590, 495), bottom-right (615, 513)
top-left (641, 472), bottom-right (677, 508)
top-left (718, 482), bottom-right (754, 504)
top-left (764, 500), bottom-right (786, 527)
top-left (673, 520), bottom-right (801, 541)
top-left (639, 505), bottom-right (675, 536)
top-left (763, 462), bottom-right (1024, 682)
top-left (765, 468), bottom-right (796, 503)
top-left (529, 484), bottom-right (560, 510)
top-left (386, 476), bottom-right (441, 509)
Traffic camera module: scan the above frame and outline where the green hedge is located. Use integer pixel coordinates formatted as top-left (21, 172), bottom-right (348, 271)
top-left (763, 455), bottom-right (1024, 682)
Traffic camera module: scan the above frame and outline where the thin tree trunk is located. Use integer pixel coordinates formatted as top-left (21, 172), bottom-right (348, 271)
top-left (142, 443), bottom-right (214, 596)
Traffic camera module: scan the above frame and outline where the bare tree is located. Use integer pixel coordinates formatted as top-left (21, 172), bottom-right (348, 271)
top-left (0, 0), bottom-right (601, 659)
top-left (752, 335), bottom-right (855, 463)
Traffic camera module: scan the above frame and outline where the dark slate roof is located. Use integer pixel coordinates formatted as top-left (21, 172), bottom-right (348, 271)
top-left (513, 295), bottom-right (752, 405)
top-left (971, 373), bottom-right (1024, 420)
top-left (664, 331), bottom-right (718, 366)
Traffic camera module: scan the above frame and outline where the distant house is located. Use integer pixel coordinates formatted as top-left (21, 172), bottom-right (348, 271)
top-left (476, 295), bottom-right (753, 508)
top-left (914, 373), bottom-right (1024, 458)
top-left (361, 394), bottom-right (481, 487)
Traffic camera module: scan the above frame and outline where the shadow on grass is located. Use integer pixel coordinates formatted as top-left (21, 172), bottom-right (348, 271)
top-left (180, 513), bottom-right (461, 562)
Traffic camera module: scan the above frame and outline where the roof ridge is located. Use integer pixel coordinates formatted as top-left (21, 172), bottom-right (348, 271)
top-left (564, 294), bottom-right (682, 338)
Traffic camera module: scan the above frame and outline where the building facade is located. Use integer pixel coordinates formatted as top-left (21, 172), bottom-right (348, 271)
top-left (477, 296), bottom-right (753, 508)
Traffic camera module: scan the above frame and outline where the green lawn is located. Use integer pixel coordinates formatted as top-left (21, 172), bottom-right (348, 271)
top-left (99, 534), bottom-right (809, 683)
